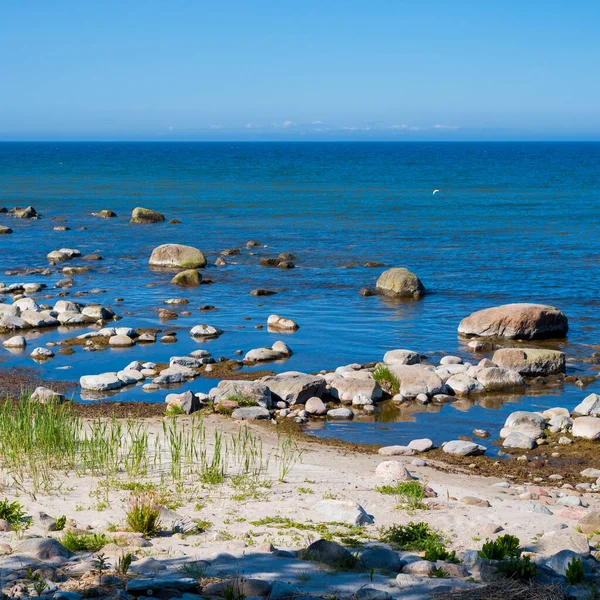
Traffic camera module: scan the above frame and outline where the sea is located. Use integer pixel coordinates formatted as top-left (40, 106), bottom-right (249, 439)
top-left (1, 142), bottom-right (599, 453)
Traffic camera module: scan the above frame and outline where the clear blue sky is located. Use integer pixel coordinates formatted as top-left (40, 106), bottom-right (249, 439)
top-left (1, 0), bottom-right (599, 141)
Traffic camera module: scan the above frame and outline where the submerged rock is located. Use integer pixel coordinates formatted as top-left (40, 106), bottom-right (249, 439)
top-left (458, 303), bottom-right (568, 340)
top-left (375, 267), bottom-right (425, 299)
top-left (492, 347), bottom-right (566, 376)
top-left (130, 206), bottom-right (165, 223)
top-left (267, 314), bottom-right (299, 332)
top-left (171, 269), bottom-right (202, 286)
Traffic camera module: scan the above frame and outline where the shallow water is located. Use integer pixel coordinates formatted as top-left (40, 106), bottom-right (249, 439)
top-left (1, 142), bottom-right (599, 453)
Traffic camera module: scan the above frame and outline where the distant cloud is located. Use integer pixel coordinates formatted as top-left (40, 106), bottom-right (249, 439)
top-left (432, 124), bottom-right (460, 130)
top-left (245, 122), bottom-right (254, 129)
top-left (208, 124), bottom-right (223, 129)
top-left (282, 120), bottom-right (294, 128)
top-left (311, 120), bottom-right (323, 125)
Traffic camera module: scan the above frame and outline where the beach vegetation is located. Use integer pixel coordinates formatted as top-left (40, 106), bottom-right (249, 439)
top-left (372, 365), bottom-right (400, 395)
top-left (61, 531), bottom-right (112, 552)
top-left (378, 521), bottom-right (442, 551)
top-left (478, 534), bottom-right (521, 560)
top-left (376, 481), bottom-right (426, 510)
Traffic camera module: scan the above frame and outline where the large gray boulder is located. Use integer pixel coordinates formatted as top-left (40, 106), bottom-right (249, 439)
top-left (383, 349), bottom-right (421, 365)
top-left (443, 440), bottom-right (486, 456)
top-left (212, 380), bottom-right (272, 408)
top-left (574, 394), bottom-right (600, 417)
top-left (231, 407), bottom-right (271, 420)
top-left (476, 367), bottom-right (524, 391)
top-left (458, 303), bottom-right (568, 340)
top-left (262, 371), bottom-right (326, 405)
top-left (572, 417), bottom-right (600, 440)
top-left (329, 376), bottom-right (382, 404)
top-left (492, 348), bottom-right (566, 376)
top-left (375, 268), bottom-right (425, 299)
top-left (360, 547), bottom-right (403, 572)
top-left (303, 539), bottom-right (355, 565)
top-left (149, 244), bottom-right (207, 269)
top-left (14, 537), bottom-right (69, 559)
top-left (80, 373), bottom-right (123, 391)
top-left (534, 529), bottom-right (589, 556)
top-left (130, 207), bottom-right (165, 224)
top-left (502, 432), bottom-right (536, 449)
top-left (500, 411), bottom-right (547, 439)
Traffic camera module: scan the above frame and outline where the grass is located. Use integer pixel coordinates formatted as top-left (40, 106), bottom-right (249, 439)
top-left (430, 566), bottom-right (450, 578)
top-left (250, 516), bottom-right (367, 543)
top-left (376, 481), bottom-right (426, 510)
top-left (0, 498), bottom-right (26, 525)
top-left (424, 541), bottom-right (459, 563)
top-left (61, 531), bottom-right (112, 552)
top-left (372, 364), bottom-right (400, 395)
top-left (378, 521), bottom-right (442, 551)
top-left (126, 492), bottom-right (161, 535)
top-left (478, 534), bottom-right (521, 560)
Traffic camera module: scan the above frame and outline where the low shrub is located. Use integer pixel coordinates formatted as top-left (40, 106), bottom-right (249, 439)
top-left (565, 557), bottom-right (585, 585)
top-left (126, 492), bottom-right (161, 535)
top-left (379, 521), bottom-right (442, 551)
top-left (61, 531), bottom-right (111, 552)
top-left (478, 534), bottom-right (521, 560)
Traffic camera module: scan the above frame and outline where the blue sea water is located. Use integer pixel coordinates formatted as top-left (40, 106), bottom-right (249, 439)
top-left (1, 142), bottom-right (599, 451)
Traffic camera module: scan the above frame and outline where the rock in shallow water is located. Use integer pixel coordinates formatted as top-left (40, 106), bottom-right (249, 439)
top-left (149, 244), bottom-right (206, 269)
top-left (492, 347), bottom-right (566, 376)
top-left (375, 267), bottom-right (425, 299)
top-left (443, 440), bottom-right (486, 456)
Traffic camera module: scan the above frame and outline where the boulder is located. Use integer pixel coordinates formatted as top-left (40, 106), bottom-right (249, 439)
top-left (445, 373), bottom-right (484, 396)
top-left (189, 324), bottom-right (223, 338)
top-left (378, 446), bottom-right (415, 456)
top-left (329, 376), bottom-right (382, 404)
top-left (375, 268), bottom-right (425, 299)
top-left (576, 511), bottom-right (600, 535)
top-left (573, 394), bottom-right (600, 417)
top-left (149, 244), bottom-right (207, 269)
top-left (30, 347), bottom-right (54, 360)
top-left (492, 348), bottom-right (566, 376)
top-left (244, 346), bottom-right (287, 363)
top-left (80, 373), bottom-right (123, 391)
top-left (476, 367), bottom-right (524, 391)
top-left (97, 209), bottom-right (117, 218)
top-left (360, 548), bottom-right (403, 572)
top-left (305, 396), bottom-right (327, 415)
top-left (109, 335), bottom-right (135, 347)
top-left (14, 206), bottom-right (39, 219)
top-left (502, 432), bottom-right (536, 449)
top-left (2, 335), bottom-right (26, 348)
top-left (267, 314), bottom-right (299, 332)
top-left (171, 269), bottom-right (202, 286)
top-left (165, 391), bottom-right (201, 414)
top-left (213, 380), bottom-right (272, 408)
top-left (0, 225), bottom-right (13, 234)
top-left (14, 537), bottom-right (69, 559)
top-left (303, 539), bottom-right (355, 565)
top-left (312, 500), bottom-right (373, 526)
top-left (572, 417), bottom-right (600, 440)
top-left (383, 349), bottom-right (421, 365)
top-left (443, 440), bottom-right (486, 456)
top-left (408, 438), bottom-right (434, 452)
top-left (534, 529), bottom-right (589, 556)
top-left (500, 411), bottom-right (547, 439)
top-left (31, 386), bottom-right (65, 404)
top-left (327, 407), bottom-right (354, 419)
top-left (458, 303), bottom-right (568, 340)
top-left (388, 365), bottom-right (445, 398)
top-left (262, 371), bottom-right (325, 405)
top-left (375, 461), bottom-right (413, 481)
top-left (546, 549), bottom-right (589, 578)
top-left (231, 406), bottom-right (271, 420)
top-left (130, 207), bottom-right (165, 223)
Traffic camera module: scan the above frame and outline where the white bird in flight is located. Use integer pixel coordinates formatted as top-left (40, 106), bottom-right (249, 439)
top-left (432, 189), bottom-right (440, 195)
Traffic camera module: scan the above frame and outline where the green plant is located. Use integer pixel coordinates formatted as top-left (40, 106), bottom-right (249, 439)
top-left (54, 515), bottom-right (67, 531)
top-left (0, 498), bottom-right (26, 525)
top-left (430, 566), bottom-right (450, 578)
top-left (276, 434), bottom-right (303, 483)
top-left (32, 575), bottom-right (47, 597)
top-left (424, 541), bottom-right (458, 563)
top-left (478, 534), bottom-right (521, 560)
top-left (372, 365), bottom-right (400, 395)
top-left (565, 557), bottom-right (585, 585)
top-left (61, 531), bottom-right (112, 552)
top-left (92, 553), bottom-right (109, 585)
top-left (126, 492), bottom-right (161, 535)
top-left (378, 521), bottom-right (442, 551)
top-left (115, 552), bottom-right (133, 575)
top-left (496, 555), bottom-right (536, 581)
top-left (376, 481), bottom-right (426, 510)
top-left (166, 404), bottom-right (185, 416)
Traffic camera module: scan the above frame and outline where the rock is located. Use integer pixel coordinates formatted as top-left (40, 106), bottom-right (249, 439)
top-left (502, 432), bottom-right (536, 449)
top-left (262, 371), bottom-right (325, 405)
top-left (126, 576), bottom-right (197, 595)
top-left (14, 205), bottom-right (39, 219)
top-left (272, 340), bottom-right (292, 356)
top-left (408, 438), bottom-right (434, 452)
top-left (383, 349), bottom-right (421, 365)
top-left (0, 314), bottom-right (27, 330)
top-left (251, 289), bottom-right (277, 296)
top-left (388, 365), bottom-right (445, 398)
top-left (492, 347), bottom-right (566, 376)
top-left (171, 269), bottom-right (202, 286)
top-left (477, 367), bottom-right (525, 391)
top-left (82, 306), bottom-right (114, 320)
top-left (500, 411), bottom-right (547, 439)
top-left (535, 529), bottom-right (589, 556)
top-left (329, 376), bottom-right (382, 404)
top-left (305, 397), bottom-right (327, 415)
top-left (303, 539), bottom-right (355, 565)
top-left (118, 369), bottom-right (144, 384)
top-left (14, 537), bottom-right (69, 559)
top-left (80, 373), bottom-right (123, 391)
top-left (214, 257), bottom-right (226, 266)
top-left (573, 393), bottom-right (600, 417)
top-left (360, 547), bottom-right (402, 572)
top-left (402, 560), bottom-right (434, 575)
top-left (202, 578), bottom-right (271, 598)
top-left (244, 347), bottom-right (286, 363)
top-left (572, 417), bottom-right (600, 440)
top-left (576, 511), bottom-right (600, 535)
top-left (31, 386), bottom-right (65, 404)
top-left (546, 549), bottom-right (588, 577)
top-left (375, 267), bottom-right (425, 299)
top-left (2, 335), bottom-right (26, 348)
top-left (165, 391), bottom-right (200, 414)
top-left (458, 303), bottom-right (568, 340)
top-left (378, 446), bottom-right (415, 456)
top-left (327, 407), bottom-right (354, 419)
top-left (231, 406), bottom-right (271, 420)
top-left (443, 440), bottom-right (486, 456)
top-left (109, 334), bottom-right (135, 347)
top-left (190, 324), bottom-right (223, 338)
top-left (461, 496), bottom-right (491, 507)
top-left (130, 207), bottom-right (165, 224)
top-left (213, 380), bottom-right (272, 407)
top-left (267, 314), bottom-right (299, 332)
top-left (30, 347), bottom-right (54, 360)
top-left (149, 244), bottom-right (207, 269)
top-left (97, 209), bottom-right (117, 218)
top-left (375, 461), bottom-right (413, 481)
top-left (445, 373), bottom-right (484, 396)
top-left (21, 310), bottom-right (59, 328)
top-left (269, 581), bottom-right (303, 600)
top-left (313, 500), bottom-right (374, 526)
top-left (58, 311), bottom-right (93, 325)
top-left (0, 225), bottom-right (13, 234)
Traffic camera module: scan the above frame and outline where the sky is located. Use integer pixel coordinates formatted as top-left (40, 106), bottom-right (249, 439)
top-left (1, 0), bottom-right (599, 141)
